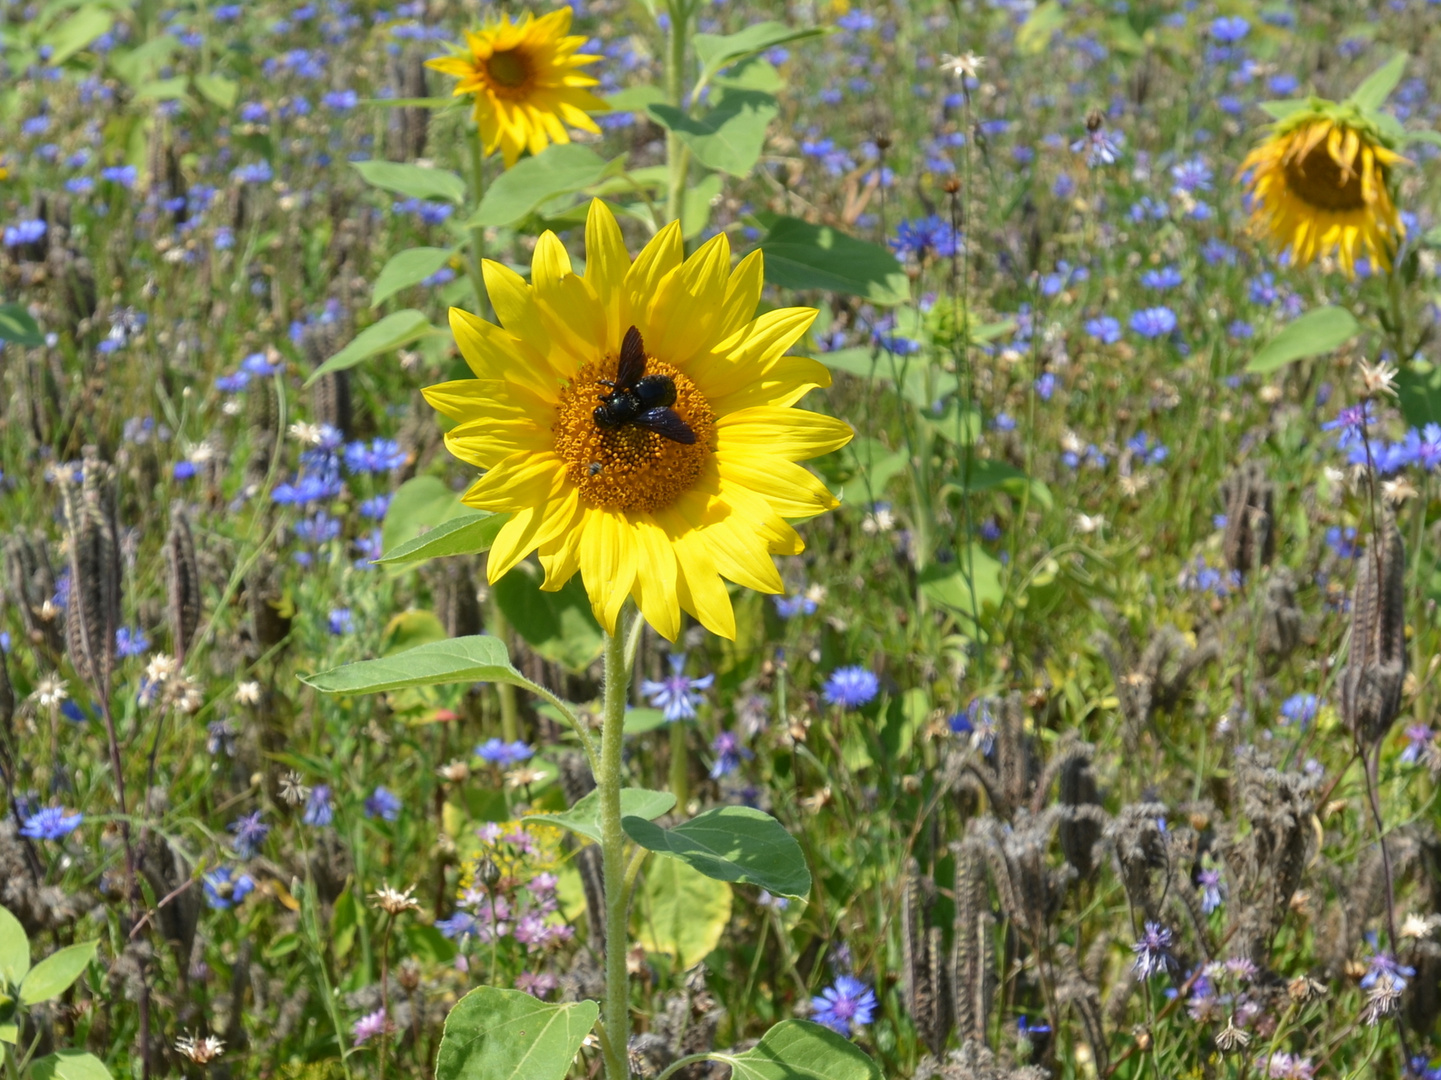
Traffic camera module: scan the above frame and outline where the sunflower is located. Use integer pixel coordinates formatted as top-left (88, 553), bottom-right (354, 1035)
top-left (1238, 105), bottom-right (1407, 277)
top-left (422, 200), bottom-right (852, 641)
top-left (426, 8), bottom-right (607, 168)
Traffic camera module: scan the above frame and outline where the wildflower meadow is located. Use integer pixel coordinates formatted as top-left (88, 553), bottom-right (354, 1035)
top-left (4, 1), bottom-right (1441, 1079)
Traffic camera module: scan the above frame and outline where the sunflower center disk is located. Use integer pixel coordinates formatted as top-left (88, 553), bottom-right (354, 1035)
top-left (554, 355), bottom-right (715, 514)
top-left (485, 49), bottom-right (531, 91)
top-left (1283, 141), bottom-right (1368, 213)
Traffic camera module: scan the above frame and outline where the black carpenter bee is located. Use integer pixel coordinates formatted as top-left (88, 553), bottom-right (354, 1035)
top-left (592, 325), bottom-right (697, 445)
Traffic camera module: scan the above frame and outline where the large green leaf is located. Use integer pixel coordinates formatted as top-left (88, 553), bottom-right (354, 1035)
top-left (943, 459), bottom-right (1052, 511)
top-left (468, 144), bottom-right (618, 228)
top-left (301, 635), bottom-right (523, 695)
top-left (544, 788), bottom-right (676, 845)
top-left (635, 858), bottom-right (732, 968)
top-left (1245, 306), bottom-right (1361, 374)
top-left (493, 564), bottom-right (604, 672)
top-left (0, 304), bottom-right (44, 346)
top-left (43, 5), bottom-right (113, 64)
top-left (376, 511), bottom-right (504, 566)
top-left (352, 160), bottom-right (467, 203)
top-left (380, 476), bottom-right (469, 560)
top-left (193, 73), bottom-right (237, 110)
top-left (29, 1051), bottom-right (113, 1080)
top-left (754, 217), bottom-right (909, 305)
top-left (371, 247), bottom-right (455, 307)
top-left (1016, 0), bottom-right (1067, 55)
top-left (0, 905), bottom-right (29, 986)
top-left (683, 172), bottom-right (724, 240)
top-left (693, 22), bottom-right (824, 95)
top-left (919, 546), bottom-right (1006, 623)
top-left (724, 1021), bottom-right (882, 1080)
top-left (649, 91), bottom-right (778, 178)
top-left (20, 941), bottom-right (97, 1005)
top-left (433, 988), bottom-right (598, 1080)
top-left (306, 309), bottom-right (435, 384)
top-left (623, 805), bottom-right (811, 899)
top-left (1348, 52), bottom-right (1407, 111)
top-left (1398, 361), bottom-right (1441, 430)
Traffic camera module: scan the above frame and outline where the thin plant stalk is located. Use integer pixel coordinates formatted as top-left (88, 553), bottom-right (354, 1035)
top-left (669, 720), bottom-right (689, 811)
top-left (598, 607), bottom-right (636, 1080)
top-left (378, 911), bottom-right (395, 1080)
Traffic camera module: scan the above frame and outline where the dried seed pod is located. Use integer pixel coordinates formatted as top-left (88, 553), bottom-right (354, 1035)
top-left (1339, 509), bottom-right (1406, 746)
top-left (951, 838), bottom-right (992, 1045)
top-left (1220, 461), bottom-right (1275, 576)
top-left (303, 319), bottom-right (352, 439)
top-left (901, 860), bottom-right (946, 1054)
top-left (61, 448), bottom-right (122, 693)
top-left (1057, 747), bottom-right (1104, 881)
top-left (245, 557), bottom-right (291, 652)
top-left (1256, 566), bottom-right (1302, 669)
top-left (165, 503), bottom-right (202, 662)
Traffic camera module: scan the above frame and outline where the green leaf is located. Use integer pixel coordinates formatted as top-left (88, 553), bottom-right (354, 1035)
top-left (693, 22), bottom-right (824, 94)
top-left (634, 857), bottom-right (732, 968)
top-left (134, 77), bottom-right (189, 102)
top-left (943, 459), bottom-right (1052, 511)
top-left (1397, 361), bottom-right (1441, 429)
top-left (713, 56), bottom-right (783, 94)
top-left (371, 247), bottom-right (455, 307)
top-left (380, 477), bottom-right (470, 561)
top-left (108, 34), bottom-right (178, 87)
top-left (43, 5), bottom-right (113, 64)
top-left (1348, 51), bottom-right (1407, 111)
top-left (29, 1051), bottom-right (114, 1080)
top-left (623, 805), bottom-right (811, 899)
top-left (1245, 306), bottom-right (1361, 374)
top-left (1401, 129), bottom-right (1441, 149)
top-left (331, 888), bottom-right (360, 961)
top-left (306, 309), bottom-right (435, 384)
top-left (605, 85), bottom-right (667, 112)
top-left (544, 788), bottom-right (676, 844)
top-left (648, 90), bottom-right (778, 178)
top-left (353, 160), bottom-right (467, 204)
top-left (724, 1020), bottom-right (882, 1080)
top-left (404, 923), bottom-right (458, 964)
top-left (918, 546), bottom-right (1005, 624)
top-left (0, 1023), bottom-right (16, 1045)
top-left (1258, 98), bottom-right (1312, 121)
top-left (20, 941), bottom-right (96, 1005)
top-left (380, 610), bottom-right (449, 656)
top-left (0, 906), bottom-right (29, 986)
top-left (493, 564), bottom-right (604, 673)
top-left (623, 707), bottom-right (669, 735)
top-left (435, 987), bottom-right (598, 1080)
top-left (193, 73), bottom-right (237, 110)
top-left (1016, 0), bottom-right (1067, 55)
top-left (301, 635), bottom-right (524, 695)
top-left (376, 511), bottom-right (504, 566)
top-left (754, 217), bottom-right (909, 305)
top-left (0, 304), bottom-right (44, 346)
top-left (683, 172), bottom-right (724, 240)
top-left (468, 144), bottom-right (617, 228)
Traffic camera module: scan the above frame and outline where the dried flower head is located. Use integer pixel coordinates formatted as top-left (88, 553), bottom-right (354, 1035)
top-left (370, 883), bottom-right (421, 916)
top-left (279, 771), bottom-right (312, 806)
top-left (1214, 1020), bottom-right (1251, 1052)
top-left (174, 1033), bottom-right (225, 1064)
top-left (940, 52), bottom-right (985, 80)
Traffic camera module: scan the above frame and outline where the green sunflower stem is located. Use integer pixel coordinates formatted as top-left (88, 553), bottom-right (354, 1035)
top-left (668, 720), bottom-right (690, 812)
top-left (598, 607), bottom-right (635, 1080)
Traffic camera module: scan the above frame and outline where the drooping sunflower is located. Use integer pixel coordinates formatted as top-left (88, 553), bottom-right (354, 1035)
top-left (1238, 104), bottom-right (1407, 277)
top-left (422, 199), bottom-right (853, 641)
top-left (426, 8), bottom-right (607, 168)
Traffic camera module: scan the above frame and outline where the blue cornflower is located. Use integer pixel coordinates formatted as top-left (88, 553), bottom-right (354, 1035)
top-left (1196, 867), bottom-right (1225, 913)
top-left (232, 161), bottom-right (273, 184)
top-left (303, 784), bottom-right (334, 827)
top-left (810, 974), bottom-right (877, 1037)
top-left (3, 220), bottom-right (46, 247)
top-left (1130, 307), bottom-right (1177, 339)
top-left (328, 608), bottom-right (354, 635)
top-left (773, 593), bottom-right (817, 619)
top-left (950, 698), bottom-right (997, 753)
top-left (1210, 16), bottom-right (1249, 43)
top-left (203, 867), bottom-right (255, 909)
top-left (1127, 432), bottom-right (1168, 465)
top-left (359, 494), bottom-right (392, 520)
top-left (1326, 526), bottom-right (1360, 559)
top-left (709, 730), bottom-right (753, 779)
top-left (1071, 127), bottom-right (1119, 168)
top-left (642, 654), bottom-right (714, 721)
top-left (322, 89), bottom-right (358, 110)
top-left (242, 352), bottom-right (282, 377)
top-left (1279, 693), bottom-right (1319, 728)
top-left (1085, 316), bottom-right (1122, 344)
top-left (229, 811), bottom-right (270, 857)
top-left (1228, 321), bottom-right (1254, 339)
top-left (1321, 401), bottom-right (1375, 449)
top-left (1140, 265), bottom-right (1183, 290)
top-left (891, 215), bottom-right (960, 259)
top-left (1131, 921), bottom-right (1177, 980)
top-left (20, 807), bottom-right (83, 841)
top-left (1170, 157), bottom-right (1212, 194)
top-left (475, 738), bottom-right (534, 767)
top-left (1362, 949), bottom-right (1416, 992)
top-left (436, 911), bottom-right (479, 938)
top-left (344, 438), bottom-right (407, 474)
top-left (1400, 724), bottom-right (1434, 765)
top-left (239, 101), bottom-right (268, 123)
top-left (822, 666), bottom-right (879, 709)
top-left (365, 786), bottom-right (402, 821)
top-left (115, 626), bottom-right (150, 658)
top-left (101, 165), bottom-right (137, 188)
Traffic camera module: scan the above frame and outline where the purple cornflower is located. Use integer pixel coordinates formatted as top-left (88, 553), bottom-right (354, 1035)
top-left (1085, 316), bottom-right (1122, 344)
top-left (365, 786), bottom-right (402, 821)
top-left (352, 1008), bottom-right (389, 1045)
top-left (1321, 401), bottom-right (1376, 450)
top-left (642, 654), bottom-right (714, 722)
top-left (1170, 158), bottom-right (1213, 194)
top-left (516, 971), bottom-right (560, 999)
top-left (810, 974), bottom-right (877, 1037)
top-left (1197, 867), bottom-right (1224, 913)
top-left (203, 867), bottom-right (255, 909)
top-left (475, 738), bottom-right (534, 767)
top-left (709, 730), bottom-right (753, 779)
top-left (344, 438), bottom-right (407, 474)
top-left (435, 912), bottom-right (478, 938)
top-left (1071, 127), bottom-right (1119, 168)
top-left (1130, 306), bottom-right (1178, 339)
top-left (20, 806), bottom-right (82, 841)
top-left (229, 811), bottom-right (269, 857)
top-left (1131, 921), bottom-right (1177, 980)
top-left (1035, 373), bottom-right (1056, 400)
top-left (303, 784), bottom-right (334, 827)
top-left (1401, 724), bottom-right (1435, 764)
top-left (822, 666), bottom-right (879, 709)
top-left (1362, 949), bottom-right (1416, 991)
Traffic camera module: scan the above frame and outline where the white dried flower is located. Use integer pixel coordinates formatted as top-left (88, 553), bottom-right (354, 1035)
top-left (860, 507), bottom-right (895, 535)
top-left (1358, 357), bottom-right (1399, 399)
top-left (33, 676), bottom-right (69, 709)
top-left (175, 1033), bottom-right (225, 1064)
top-left (939, 52), bottom-right (985, 80)
top-left (370, 883), bottom-right (421, 916)
top-left (236, 680), bottom-right (262, 705)
top-left (288, 421), bottom-right (323, 445)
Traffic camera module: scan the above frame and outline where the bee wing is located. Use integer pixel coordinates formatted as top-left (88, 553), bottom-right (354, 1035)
top-left (617, 325), bottom-right (646, 388)
top-left (639, 407), bottom-right (697, 445)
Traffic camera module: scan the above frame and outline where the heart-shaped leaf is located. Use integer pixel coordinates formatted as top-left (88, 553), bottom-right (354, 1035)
top-left (29, 1051), bottom-right (113, 1080)
top-left (649, 91), bottom-right (778, 178)
top-left (301, 636), bottom-right (523, 695)
top-left (306, 310), bottom-right (436, 384)
top-left (723, 1021), bottom-right (881, 1080)
top-left (376, 511), bottom-right (504, 566)
top-left (468, 144), bottom-right (619, 229)
top-left (623, 805), bottom-right (810, 899)
top-left (372, 247), bottom-right (456, 307)
top-left (753, 217), bottom-right (909, 305)
top-left (545, 788), bottom-right (676, 844)
top-left (20, 941), bottom-right (97, 1005)
top-left (434, 987), bottom-right (597, 1080)
top-left (1245, 306), bottom-right (1361, 374)
top-left (353, 160), bottom-right (467, 203)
